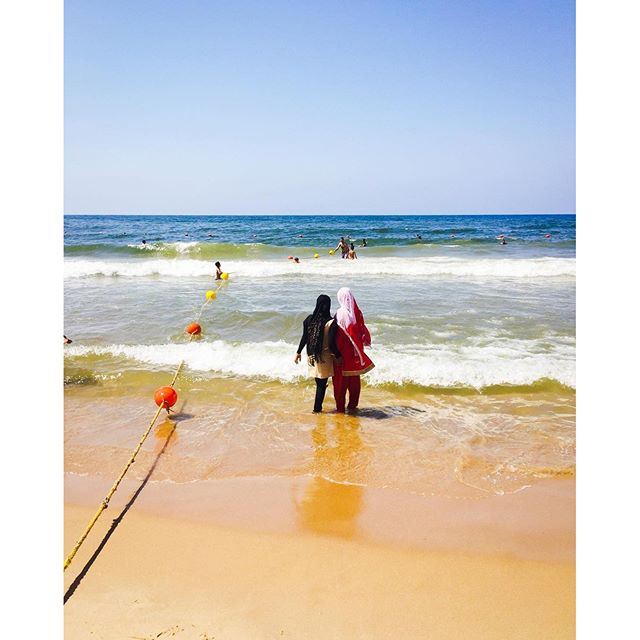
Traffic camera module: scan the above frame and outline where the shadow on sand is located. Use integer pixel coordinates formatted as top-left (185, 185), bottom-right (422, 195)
top-left (354, 405), bottom-right (428, 420)
top-left (64, 420), bottom-right (177, 604)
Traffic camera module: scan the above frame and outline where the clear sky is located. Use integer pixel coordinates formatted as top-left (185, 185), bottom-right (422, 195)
top-left (65, 0), bottom-right (575, 214)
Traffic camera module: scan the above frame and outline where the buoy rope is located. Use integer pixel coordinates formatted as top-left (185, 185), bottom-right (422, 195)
top-left (64, 280), bottom-right (226, 572)
top-left (63, 402), bottom-right (165, 571)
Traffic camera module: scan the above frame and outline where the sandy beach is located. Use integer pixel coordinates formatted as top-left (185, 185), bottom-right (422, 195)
top-left (65, 458), bottom-right (574, 639)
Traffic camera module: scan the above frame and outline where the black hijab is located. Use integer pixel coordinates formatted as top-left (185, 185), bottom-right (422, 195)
top-left (307, 294), bottom-right (332, 361)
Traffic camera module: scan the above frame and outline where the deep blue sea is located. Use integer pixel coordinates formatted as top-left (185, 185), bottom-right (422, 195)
top-left (65, 213), bottom-right (575, 256)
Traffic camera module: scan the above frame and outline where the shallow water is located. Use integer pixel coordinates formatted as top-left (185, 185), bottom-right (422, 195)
top-left (65, 381), bottom-right (574, 497)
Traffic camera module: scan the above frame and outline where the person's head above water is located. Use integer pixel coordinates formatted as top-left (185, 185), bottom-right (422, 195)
top-left (215, 261), bottom-right (221, 268)
top-left (350, 243), bottom-right (355, 249)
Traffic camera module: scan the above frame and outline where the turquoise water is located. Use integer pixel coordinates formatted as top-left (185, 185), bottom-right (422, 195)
top-left (64, 214), bottom-right (575, 392)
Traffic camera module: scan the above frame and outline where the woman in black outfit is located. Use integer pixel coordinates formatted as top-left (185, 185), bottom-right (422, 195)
top-left (294, 294), bottom-right (341, 413)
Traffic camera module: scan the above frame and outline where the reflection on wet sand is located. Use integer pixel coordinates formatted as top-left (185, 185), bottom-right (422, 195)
top-left (297, 413), bottom-right (371, 539)
top-left (155, 417), bottom-right (179, 444)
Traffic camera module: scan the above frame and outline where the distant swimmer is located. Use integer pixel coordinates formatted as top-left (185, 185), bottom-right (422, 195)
top-left (360, 238), bottom-right (367, 247)
top-left (500, 237), bottom-right (507, 245)
top-left (64, 335), bottom-right (72, 344)
top-left (297, 234), bottom-right (304, 238)
top-left (335, 237), bottom-right (348, 259)
top-left (141, 239), bottom-right (147, 245)
top-left (347, 243), bottom-right (358, 260)
top-left (416, 234), bottom-right (423, 240)
top-left (214, 261), bottom-right (223, 279)
top-left (207, 233), bottom-right (215, 237)
top-left (293, 257), bottom-right (300, 263)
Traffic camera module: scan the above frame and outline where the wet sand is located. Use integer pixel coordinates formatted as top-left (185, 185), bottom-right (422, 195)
top-left (64, 472), bottom-right (574, 639)
top-left (64, 386), bottom-right (574, 638)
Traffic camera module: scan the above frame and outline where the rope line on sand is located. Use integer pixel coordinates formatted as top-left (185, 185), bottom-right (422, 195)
top-left (63, 279), bottom-right (228, 572)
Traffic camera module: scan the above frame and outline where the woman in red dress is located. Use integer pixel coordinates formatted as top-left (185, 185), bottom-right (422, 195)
top-left (332, 287), bottom-right (375, 413)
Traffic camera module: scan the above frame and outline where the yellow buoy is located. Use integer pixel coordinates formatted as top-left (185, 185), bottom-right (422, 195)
top-left (328, 249), bottom-right (334, 255)
top-left (205, 290), bottom-right (217, 300)
top-left (314, 253), bottom-right (319, 259)
top-left (221, 272), bottom-right (229, 280)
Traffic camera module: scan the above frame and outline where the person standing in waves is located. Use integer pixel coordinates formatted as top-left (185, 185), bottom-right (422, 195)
top-left (295, 295), bottom-right (342, 413)
top-left (332, 287), bottom-right (375, 413)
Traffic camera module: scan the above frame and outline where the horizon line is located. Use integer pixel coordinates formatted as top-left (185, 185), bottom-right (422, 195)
top-left (64, 211), bottom-right (576, 217)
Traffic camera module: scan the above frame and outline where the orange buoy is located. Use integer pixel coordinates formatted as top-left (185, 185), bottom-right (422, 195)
top-left (154, 386), bottom-right (178, 409)
top-left (185, 322), bottom-right (201, 335)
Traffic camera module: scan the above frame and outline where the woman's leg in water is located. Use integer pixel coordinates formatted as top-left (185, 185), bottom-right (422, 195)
top-left (314, 377), bottom-right (328, 413)
top-left (333, 369), bottom-right (346, 412)
top-left (346, 375), bottom-right (361, 412)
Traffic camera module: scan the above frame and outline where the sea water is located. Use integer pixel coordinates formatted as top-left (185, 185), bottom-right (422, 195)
top-left (64, 214), bottom-right (575, 495)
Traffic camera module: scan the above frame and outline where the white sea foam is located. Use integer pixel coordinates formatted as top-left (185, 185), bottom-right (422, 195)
top-left (127, 243), bottom-right (155, 251)
top-left (65, 337), bottom-right (575, 389)
top-left (64, 256), bottom-right (576, 280)
top-left (126, 241), bottom-right (200, 253)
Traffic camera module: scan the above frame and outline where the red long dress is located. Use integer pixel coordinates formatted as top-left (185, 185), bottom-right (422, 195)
top-left (333, 307), bottom-right (374, 412)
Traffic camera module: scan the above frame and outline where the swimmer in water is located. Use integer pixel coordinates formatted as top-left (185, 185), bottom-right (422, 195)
top-left (416, 234), bottom-right (423, 240)
top-left (64, 335), bottom-right (72, 344)
top-left (141, 239), bottom-right (146, 245)
top-left (293, 257), bottom-right (300, 263)
top-left (214, 261), bottom-right (223, 279)
top-left (500, 237), bottom-right (507, 245)
top-left (348, 243), bottom-right (358, 260)
top-left (335, 237), bottom-right (348, 259)
top-left (360, 238), bottom-right (367, 247)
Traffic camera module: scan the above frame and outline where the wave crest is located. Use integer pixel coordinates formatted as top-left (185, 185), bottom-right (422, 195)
top-left (65, 338), bottom-right (575, 390)
top-left (64, 256), bottom-right (576, 280)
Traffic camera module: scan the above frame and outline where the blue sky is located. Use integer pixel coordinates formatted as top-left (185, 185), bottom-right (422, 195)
top-left (65, 0), bottom-right (575, 214)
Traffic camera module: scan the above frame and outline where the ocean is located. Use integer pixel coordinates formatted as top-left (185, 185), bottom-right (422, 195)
top-left (64, 214), bottom-right (575, 496)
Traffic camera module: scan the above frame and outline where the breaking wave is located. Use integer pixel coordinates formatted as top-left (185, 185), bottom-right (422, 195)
top-left (65, 337), bottom-right (575, 390)
top-left (64, 256), bottom-right (576, 280)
